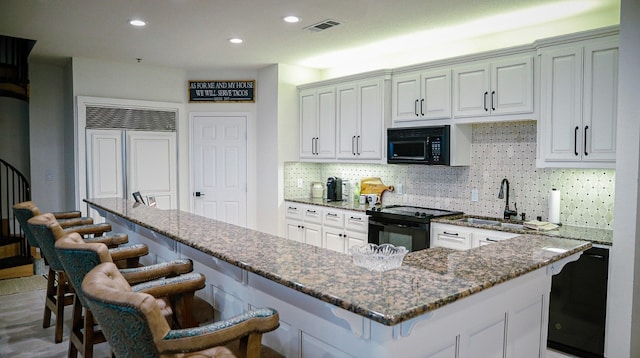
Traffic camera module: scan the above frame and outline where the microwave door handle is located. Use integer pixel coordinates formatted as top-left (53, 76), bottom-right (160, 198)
top-left (425, 136), bottom-right (431, 162)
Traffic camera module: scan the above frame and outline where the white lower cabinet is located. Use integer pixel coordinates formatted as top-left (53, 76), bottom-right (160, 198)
top-left (431, 223), bottom-right (474, 250)
top-left (284, 203), bottom-right (323, 247)
top-left (285, 201), bottom-right (368, 253)
top-left (471, 227), bottom-right (519, 248)
top-left (431, 222), bottom-right (519, 250)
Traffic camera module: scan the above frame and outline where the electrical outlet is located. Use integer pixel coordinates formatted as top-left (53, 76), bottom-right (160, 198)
top-left (46, 170), bottom-right (53, 182)
top-left (471, 189), bottom-right (479, 202)
top-left (396, 183), bottom-right (403, 195)
top-left (297, 178), bottom-right (303, 188)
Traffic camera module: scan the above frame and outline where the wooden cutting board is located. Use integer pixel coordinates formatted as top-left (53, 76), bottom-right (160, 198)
top-left (360, 177), bottom-right (394, 198)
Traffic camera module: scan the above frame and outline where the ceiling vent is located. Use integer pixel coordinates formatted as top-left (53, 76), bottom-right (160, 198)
top-left (305, 19), bottom-right (341, 32)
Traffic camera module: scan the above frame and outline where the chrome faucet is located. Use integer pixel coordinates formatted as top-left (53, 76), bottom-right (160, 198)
top-left (498, 178), bottom-right (518, 220)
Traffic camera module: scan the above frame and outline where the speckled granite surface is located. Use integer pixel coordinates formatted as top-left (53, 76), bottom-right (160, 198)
top-left (432, 215), bottom-right (613, 246)
top-left (285, 197), bottom-right (370, 212)
top-left (86, 198), bottom-right (591, 326)
top-left (287, 198), bottom-right (613, 246)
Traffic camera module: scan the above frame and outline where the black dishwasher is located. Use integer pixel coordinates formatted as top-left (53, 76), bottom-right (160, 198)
top-left (548, 246), bottom-right (609, 358)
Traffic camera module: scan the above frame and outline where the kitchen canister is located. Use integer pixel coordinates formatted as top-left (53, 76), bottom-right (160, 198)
top-left (548, 188), bottom-right (561, 224)
top-left (311, 182), bottom-right (324, 199)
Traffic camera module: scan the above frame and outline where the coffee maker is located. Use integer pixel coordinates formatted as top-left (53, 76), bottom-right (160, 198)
top-left (326, 177), bottom-right (343, 201)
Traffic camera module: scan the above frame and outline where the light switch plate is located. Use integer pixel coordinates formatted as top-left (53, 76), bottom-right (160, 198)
top-left (297, 178), bottom-right (303, 188)
top-left (471, 189), bottom-right (479, 202)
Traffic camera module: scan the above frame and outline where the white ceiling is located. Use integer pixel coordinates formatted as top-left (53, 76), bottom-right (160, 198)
top-left (0, 0), bottom-right (620, 75)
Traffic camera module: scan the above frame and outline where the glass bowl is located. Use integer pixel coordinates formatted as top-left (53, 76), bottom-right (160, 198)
top-left (350, 243), bottom-right (408, 272)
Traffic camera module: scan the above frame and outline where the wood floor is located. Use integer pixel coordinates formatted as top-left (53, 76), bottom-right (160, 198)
top-left (0, 285), bottom-right (112, 358)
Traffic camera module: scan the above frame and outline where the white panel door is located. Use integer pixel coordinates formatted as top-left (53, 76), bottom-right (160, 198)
top-left (126, 131), bottom-right (177, 209)
top-left (86, 129), bottom-right (123, 200)
top-left (191, 114), bottom-right (247, 227)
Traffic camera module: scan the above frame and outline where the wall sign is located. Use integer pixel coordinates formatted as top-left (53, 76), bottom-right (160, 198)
top-left (188, 80), bottom-right (255, 103)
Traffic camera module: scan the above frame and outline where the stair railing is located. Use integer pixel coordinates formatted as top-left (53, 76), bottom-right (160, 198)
top-left (0, 158), bottom-right (31, 258)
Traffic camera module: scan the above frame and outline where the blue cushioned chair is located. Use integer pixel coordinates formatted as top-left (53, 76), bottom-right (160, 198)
top-left (82, 262), bottom-right (280, 358)
top-left (54, 229), bottom-right (206, 358)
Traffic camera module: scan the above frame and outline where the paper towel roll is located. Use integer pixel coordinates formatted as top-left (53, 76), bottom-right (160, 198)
top-left (548, 189), bottom-right (561, 224)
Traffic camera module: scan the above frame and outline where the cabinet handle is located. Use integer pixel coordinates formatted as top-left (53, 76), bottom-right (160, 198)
top-left (574, 126), bottom-right (579, 156)
top-left (443, 231), bottom-right (459, 236)
top-left (357, 135), bottom-right (361, 155)
top-left (315, 137), bottom-right (319, 155)
top-left (485, 238), bottom-right (498, 242)
top-left (584, 125), bottom-right (589, 156)
top-left (483, 92), bottom-right (489, 111)
top-left (420, 98), bottom-right (425, 116)
top-left (491, 91), bottom-right (496, 111)
top-left (306, 210), bottom-right (316, 214)
top-left (414, 99), bottom-right (419, 116)
top-left (349, 216), bottom-right (362, 221)
top-left (327, 213), bottom-right (338, 217)
top-left (352, 136), bottom-right (356, 155)
top-left (312, 137), bottom-right (317, 155)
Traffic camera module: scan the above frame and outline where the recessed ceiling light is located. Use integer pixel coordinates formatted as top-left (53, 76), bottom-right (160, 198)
top-left (229, 38), bottom-right (243, 44)
top-left (129, 19), bottom-right (147, 27)
top-left (284, 15), bottom-right (300, 23)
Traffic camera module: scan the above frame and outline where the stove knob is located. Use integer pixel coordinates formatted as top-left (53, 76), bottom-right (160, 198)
top-left (421, 212), bottom-right (427, 218)
top-left (415, 211), bottom-right (420, 217)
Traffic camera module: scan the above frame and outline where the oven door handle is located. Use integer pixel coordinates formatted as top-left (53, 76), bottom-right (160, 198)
top-left (369, 219), bottom-right (426, 230)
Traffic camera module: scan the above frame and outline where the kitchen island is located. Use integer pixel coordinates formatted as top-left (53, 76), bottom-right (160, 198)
top-left (85, 198), bottom-right (591, 358)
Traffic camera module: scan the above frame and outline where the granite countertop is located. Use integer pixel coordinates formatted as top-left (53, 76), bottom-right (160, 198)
top-left (432, 214), bottom-right (613, 246)
top-left (285, 197), bottom-right (369, 212)
top-left (286, 198), bottom-right (613, 246)
top-left (85, 197), bottom-right (591, 326)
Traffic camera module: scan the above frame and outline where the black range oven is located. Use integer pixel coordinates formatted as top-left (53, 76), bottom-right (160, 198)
top-left (366, 205), bottom-right (462, 252)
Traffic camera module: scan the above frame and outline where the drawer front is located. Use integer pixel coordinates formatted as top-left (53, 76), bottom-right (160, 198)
top-left (285, 202), bottom-right (303, 220)
top-left (345, 212), bottom-right (368, 233)
top-left (431, 223), bottom-right (473, 250)
top-left (323, 209), bottom-right (345, 228)
top-left (303, 206), bottom-right (323, 224)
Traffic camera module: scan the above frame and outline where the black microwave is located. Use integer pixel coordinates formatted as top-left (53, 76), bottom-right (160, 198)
top-left (387, 125), bottom-right (450, 165)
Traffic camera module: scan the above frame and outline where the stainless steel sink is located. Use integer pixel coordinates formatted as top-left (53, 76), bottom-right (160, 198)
top-left (458, 217), bottom-right (525, 230)
top-left (500, 222), bottom-right (524, 230)
top-left (461, 218), bottom-right (501, 226)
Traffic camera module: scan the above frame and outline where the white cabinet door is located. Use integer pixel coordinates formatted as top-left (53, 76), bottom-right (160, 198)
top-left (538, 37), bottom-right (618, 167)
top-left (346, 230), bottom-right (367, 252)
top-left (304, 223), bottom-right (322, 247)
top-left (358, 79), bottom-right (385, 159)
top-left (421, 69), bottom-right (452, 120)
top-left (582, 40), bottom-right (618, 162)
top-left (285, 218), bottom-right (304, 243)
top-left (336, 78), bottom-right (385, 160)
top-left (86, 129), bottom-right (124, 200)
top-left (453, 56), bottom-right (533, 119)
top-left (453, 63), bottom-right (491, 118)
top-left (323, 228), bottom-right (346, 253)
top-left (126, 131), bottom-right (177, 210)
top-left (491, 56), bottom-right (534, 115)
top-left (392, 73), bottom-right (421, 121)
top-left (336, 83), bottom-right (358, 158)
top-left (539, 46), bottom-right (583, 163)
top-left (299, 89), bottom-right (317, 158)
top-left (300, 87), bottom-right (336, 160)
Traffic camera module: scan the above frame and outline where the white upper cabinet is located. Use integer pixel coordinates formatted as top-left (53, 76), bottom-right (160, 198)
top-left (300, 86), bottom-right (336, 159)
top-left (453, 55), bottom-right (534, 119)
top-left (336, 78), bottom-right (387, 160)
top-left (392, 68), bottom-right (452, 123)
top-left (538, 37), bottom-right (618, 168)
top-left (299, 70), bottom-right (391, 163)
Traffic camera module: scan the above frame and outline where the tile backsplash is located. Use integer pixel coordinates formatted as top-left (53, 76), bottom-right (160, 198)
top-left (285, 121), bottom-right (615, 230)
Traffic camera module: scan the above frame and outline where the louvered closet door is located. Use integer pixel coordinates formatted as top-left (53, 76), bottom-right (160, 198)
top-left (126, 131), bottom-right (177, 209)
